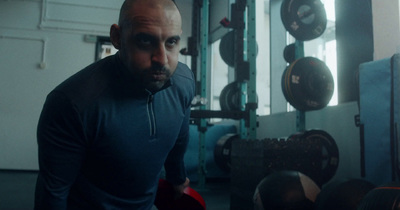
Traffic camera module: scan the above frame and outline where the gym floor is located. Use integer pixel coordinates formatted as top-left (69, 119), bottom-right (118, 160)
top-left (0, 170), bottom-right (231, 210)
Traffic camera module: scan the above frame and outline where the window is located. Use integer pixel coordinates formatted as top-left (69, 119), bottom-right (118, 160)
top-left (210, 39), bottom-right (230, 112)
top-left (303, 0), bottom-right (337, 106)
top-left (95, 36), bottom-right (118, 61)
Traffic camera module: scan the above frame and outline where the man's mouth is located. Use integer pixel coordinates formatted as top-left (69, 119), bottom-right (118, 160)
top-left (150, 71), bottom-right (166, 81)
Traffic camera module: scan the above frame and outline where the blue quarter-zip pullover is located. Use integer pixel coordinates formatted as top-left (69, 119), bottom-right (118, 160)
top-left (34, 53), bottom-right (195, 210)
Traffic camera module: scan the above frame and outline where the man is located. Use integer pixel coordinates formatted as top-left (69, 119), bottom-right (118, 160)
top-left (34, 0), bottom-right (195, 209)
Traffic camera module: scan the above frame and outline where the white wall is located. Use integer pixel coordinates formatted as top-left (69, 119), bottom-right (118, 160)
top-left (0, 0), bottom-right (192, 170)
top-left (372, 0), bottom-right (400, 60)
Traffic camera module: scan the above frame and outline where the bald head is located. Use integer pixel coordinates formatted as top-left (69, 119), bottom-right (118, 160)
top-left (109, 0), bottom-right (183, 92)
top-left (118, 0), bottom-right (179, 28)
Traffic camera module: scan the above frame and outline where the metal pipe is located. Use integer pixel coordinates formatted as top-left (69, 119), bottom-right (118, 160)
top-left (39, 0), bottom-right (47, 29)
top-left (1, 0), bottom-right (40, 2)
top-left (39, 0), bottom-right (113, 33)
top-left (0, 34), bottom-right (47, 69)
top-left (38, 25), bottom-right (108, 35)
top-left (46, 0), bottom-right (119, 11)
top-left (43, 17), bottom-right (110, 27)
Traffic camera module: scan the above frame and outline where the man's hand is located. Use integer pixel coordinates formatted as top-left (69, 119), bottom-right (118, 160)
top-left (172, 177), bottom-right (190, 200)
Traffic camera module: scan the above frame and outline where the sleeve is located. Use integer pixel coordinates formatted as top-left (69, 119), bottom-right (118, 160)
top-left (163, 104), bottom-right (191, 185)
top-left (163, 63), bottom-right (195, 185)
top-left (34, 91), bottom-right (87, 210)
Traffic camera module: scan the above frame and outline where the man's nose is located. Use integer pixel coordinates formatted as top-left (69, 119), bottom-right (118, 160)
top-left (152, 45), bottom-right (168, 65)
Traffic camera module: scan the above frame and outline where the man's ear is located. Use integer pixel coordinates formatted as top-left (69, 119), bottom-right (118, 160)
top-left (110, 24), bottom-right (121, 50)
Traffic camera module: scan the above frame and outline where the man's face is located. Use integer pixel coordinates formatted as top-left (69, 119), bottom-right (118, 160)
top-left (112, 1), bottom-right (182, 92)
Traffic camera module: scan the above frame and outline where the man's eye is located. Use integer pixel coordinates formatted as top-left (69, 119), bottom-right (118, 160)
top-left (134, 35), bottom-right (153, 47)
top-left (138, 38), bottom-right (151, 46)
top-left (166, 39), bottom-right (178, 48)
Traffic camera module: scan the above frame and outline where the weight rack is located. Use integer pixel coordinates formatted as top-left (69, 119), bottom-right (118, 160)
top-left (184, 0), bottom-right (258, 188)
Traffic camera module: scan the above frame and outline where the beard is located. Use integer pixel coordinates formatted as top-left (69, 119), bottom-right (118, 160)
top-left (118, 51), bottom-right (175, 93)
top-left (139, 65), bottom-right (172, 93)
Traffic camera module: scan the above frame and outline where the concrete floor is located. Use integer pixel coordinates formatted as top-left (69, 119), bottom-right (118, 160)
top-left (0, 170), bottom-right (231, 210)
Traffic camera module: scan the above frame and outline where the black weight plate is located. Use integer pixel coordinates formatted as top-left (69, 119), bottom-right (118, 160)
top-left (281, 0), bottom-right (327, 41)
top-left (282, 64), bottom-right (299, 108)
top-left (219, 30), bottom-right (259, 67)
top-left (281, 59), bottom-right (305, 110)
top-left (219, 30), bottom-right (235, 67)
top-left (286, 57), bottom-right (334, 111)
top-left (286, 59), bottom-right (312, 111)
top-left (281, 66), bottom-right (290, 103)
top-left (219, 81), bottom-right (242, 111)
top-left (302, 129), bottom-right (339, 184)
top-left (214, 134), bottom-right (239, 172)
top-left (297, 57), bottom-right (334, 110)
top-left (288, 62), bottom-right (303, 109)
top-left (286, 131), bottom-right (304, 142)
top-left (283, 43), bottom-right (296, 63)
top-left (220, 81), bottom-right (260, 111)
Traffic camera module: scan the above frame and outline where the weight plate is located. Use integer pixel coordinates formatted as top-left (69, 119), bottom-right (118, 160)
top-left (281, 0), bottom-right (327, 41)
top-left (283, 43), bottom-right (296, 63)
top-left (219, 30), bottom-right (235, 67)
top-left (283, 57), bottom-right (334, 111)
top-left (214, 134), bottom-right (239, 172)
top-left (155, 179), bottom-right (206, 210)
top-left (281, 59), bottom-right (305, 110)
top-left (286, 131), bottom-right (304, 142)
top-left (302, 129), bottom-right (339, 184)
top-left (281, 66), bottom-right (290, 103)
top-left (282, 65), bottom-right (298, 109)
top-left (219, 81), bottom-right (242, 111)
top-left (219, 30), bottom-right (259, 67)
top-left (220, 81), bottom-right (259, 111)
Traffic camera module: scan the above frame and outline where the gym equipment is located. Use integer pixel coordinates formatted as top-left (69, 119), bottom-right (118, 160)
top-left (281, 56), bottom-right (334, 111)
top-left (219, 30), bottom-right (259, 67)
top-left (191, 0), bottom-right (258, 187)
top-left (154, 179), bottom-right (206, 210)
top-left (359, 54), bottom-right (400, 186)
top-left (219, 81), bottom-right (243, 111)
top-left (219, 30), bottom-right (235, 67)
top-left (230, 129), bottom-right (339, 209)
top-left (253, 170), bottom-right (320, 210)
top-left (272, 129), bottom-right (339, 185)
top-left (281, 0), bottom-right (327, 41)
top-left (219, 81), bottom-right (258, 112)
top-left (357, 182), bottom-right (400, 210)
top-left (214, 133), bottom-right (239, 172)
top-left (315, 178), bottom-right (376, 210)
top-left (297, 129), bottom-right (339, 184)
top-left (283, 43), bottom-right (296, 63)
top-left (185, 124), bottom-right (236, 182)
